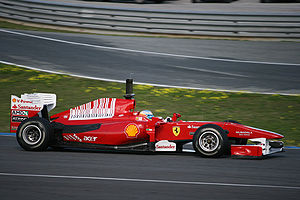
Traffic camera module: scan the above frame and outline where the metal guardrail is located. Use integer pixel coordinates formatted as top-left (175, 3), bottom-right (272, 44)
top-left (0, 0), bottom-right (300, 38)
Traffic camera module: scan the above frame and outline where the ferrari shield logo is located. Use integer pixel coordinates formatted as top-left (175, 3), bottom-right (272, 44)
top-left (172, 126), bottom-right (180, 136)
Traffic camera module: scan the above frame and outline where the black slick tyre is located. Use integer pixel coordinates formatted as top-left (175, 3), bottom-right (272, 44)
top-left (16, 117), bottom-right (53, 151)
top-left (193, 124), bottom-right (229, 158)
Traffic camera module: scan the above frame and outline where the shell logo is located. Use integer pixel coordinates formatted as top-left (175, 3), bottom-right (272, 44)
top-left (124, 124), bottom-right (140, 138)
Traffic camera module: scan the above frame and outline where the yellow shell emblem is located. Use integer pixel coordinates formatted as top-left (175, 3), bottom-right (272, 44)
top-left (125, 124), bottom-right (140, 138)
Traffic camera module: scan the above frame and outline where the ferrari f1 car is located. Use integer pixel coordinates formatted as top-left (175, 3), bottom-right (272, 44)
top-left (11, 79), bottom-right (284, 158)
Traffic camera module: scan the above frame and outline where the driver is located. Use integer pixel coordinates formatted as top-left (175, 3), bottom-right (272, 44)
top-left (139, 110), bottom-right (154, 120)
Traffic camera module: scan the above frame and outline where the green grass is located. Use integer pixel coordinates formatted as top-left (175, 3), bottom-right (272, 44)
top-left (0, 20), bottom-right (77, 33)
top-left (1, 63), bottom-right (300, 146)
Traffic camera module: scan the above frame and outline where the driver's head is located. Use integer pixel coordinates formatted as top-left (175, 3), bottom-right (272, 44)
top-left (139, 110), bottom-right (154, 119)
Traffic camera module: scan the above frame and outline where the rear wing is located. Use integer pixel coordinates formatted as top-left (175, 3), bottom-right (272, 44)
top-left (10, 93), bottom-right (56, 133)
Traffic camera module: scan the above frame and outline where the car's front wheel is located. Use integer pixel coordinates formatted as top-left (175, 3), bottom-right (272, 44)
top-left (193, 125), bottom-right (229, 158)
top-left (16, 117), bottom-right (53, 151)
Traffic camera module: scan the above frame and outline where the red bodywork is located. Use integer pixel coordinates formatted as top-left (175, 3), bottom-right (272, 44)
top-left (11, 95), bottom-right (284, 157)
top-left (51, 98), bottom-right (283, 153)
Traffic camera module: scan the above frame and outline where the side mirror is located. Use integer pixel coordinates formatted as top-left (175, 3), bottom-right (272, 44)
top-left (172, 113), bottom-right (181, 122)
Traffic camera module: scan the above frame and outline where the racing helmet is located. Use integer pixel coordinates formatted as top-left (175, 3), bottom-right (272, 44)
top-left (139, 110), bottom-right (154, 119)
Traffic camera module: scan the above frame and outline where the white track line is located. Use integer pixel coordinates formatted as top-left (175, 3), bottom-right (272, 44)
top-left (1, 60), bottom-right (298, 96)
top-left (0, 172), bottom-right (299, 190)
top-left (1, 29), bottom-right (300, 66)
top-left (172, 65), bottom-right (249, 78)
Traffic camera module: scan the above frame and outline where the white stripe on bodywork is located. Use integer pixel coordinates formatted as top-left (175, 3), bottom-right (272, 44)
top-left (244, 126), bottom-right (284, 137)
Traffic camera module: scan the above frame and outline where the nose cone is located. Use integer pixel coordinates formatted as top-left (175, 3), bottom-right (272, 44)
top-left (245, 126), bottom-right (284, 139)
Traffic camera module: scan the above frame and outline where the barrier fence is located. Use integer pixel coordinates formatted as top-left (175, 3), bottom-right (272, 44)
top-left (0, 0), bottom-right (300, 38)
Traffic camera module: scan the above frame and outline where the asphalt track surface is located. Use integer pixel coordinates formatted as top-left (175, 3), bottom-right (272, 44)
top-left (1, 29), bottom-right (300, 94)
top-left (1, 135), bottom-right (300, 200)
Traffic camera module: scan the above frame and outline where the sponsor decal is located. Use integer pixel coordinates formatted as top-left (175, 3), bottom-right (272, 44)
top-left (11, 126), bottom-right (18, 130)
top-left (16, 104), bottom-right (42, 111)
top-left (124, 123), bottom-right (140, 138)
top-left (12, 99), bottom-right (33, 104)
top-left (187, 125), bottom-right (200, 129)
top-left (83, 136), bottom-right (98, 142)
top-left (236, 131), bottom-right (252, 136)
top-left (136, 117), bottom-right (143, 121)
top-left (63, 135), bottom-right (70, 141)
top-left (69, 98), bottom-right (116, 120)
top-left (12, 104), bottom-right (41, 111)
top-left (11, 110), bottom-right (28, 116)
top-left (63, 134), bottom-right (82, 142)
top-left (11, 95), bottom-right (42, 111)
top-left (156, 144), bottom-right (176, 149)
top-left (72, 134), bottom-right (82, 142)
top-left (155, 140), bottom-right (176, 152)
top-left (236, 131), bottom-right (252, 134)
top-left (11, 116), bottom-right (28, 122)
top-left (172, 126), bottom-right (180, 136)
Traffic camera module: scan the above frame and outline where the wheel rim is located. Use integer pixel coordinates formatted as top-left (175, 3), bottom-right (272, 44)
top-left (199, 131), bottom-right (219, 152)
top-left (22, 125), bottom-right (42, 145)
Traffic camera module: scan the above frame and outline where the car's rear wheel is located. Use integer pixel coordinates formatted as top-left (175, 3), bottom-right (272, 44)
top-left (16, 117), bottom-right (53, 151)
top-left (193, 125), bottom-right (229, 158)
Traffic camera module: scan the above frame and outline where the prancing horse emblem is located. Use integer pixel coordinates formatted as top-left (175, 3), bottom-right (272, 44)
top-left (172, 126), bottom-right (180, 136)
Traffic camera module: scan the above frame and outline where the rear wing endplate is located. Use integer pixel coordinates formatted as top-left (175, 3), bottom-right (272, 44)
top-left (10, 93), bottom-right (56, 132)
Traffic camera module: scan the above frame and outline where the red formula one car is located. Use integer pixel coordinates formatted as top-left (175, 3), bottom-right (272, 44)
top-left (11, 79), bottom-right (284, 158)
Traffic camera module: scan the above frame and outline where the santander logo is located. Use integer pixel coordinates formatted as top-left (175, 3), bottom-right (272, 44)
top-left (156, 144), bottom-right (176, 149)
top-left (155, 140), bottom-right (176, 152)
top-left (17, 104), bottom-right (41, 110)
